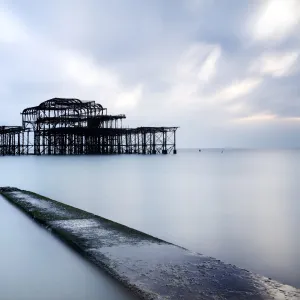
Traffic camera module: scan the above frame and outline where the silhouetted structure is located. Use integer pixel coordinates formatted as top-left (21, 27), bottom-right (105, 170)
top-left (0, 98), bottom-right (178, 156)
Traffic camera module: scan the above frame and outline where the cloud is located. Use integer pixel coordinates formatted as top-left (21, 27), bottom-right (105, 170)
top-left (0, 4), bottom-right (145, 119)
top-left (1, 0), bottom-right (300, 147)
top-left (216, 78), bottom-right (262, 101)
top-left (250, 51), bottom-right (299, 77)
top-left (232, 113), bottom-right (300, 125)
top-left (0, 8), bottom-right (28, 43)
top-left (61, 51), bottom-right (119, 89)
top-left (165, 42), bottom-right (222, 108)
top-left (237, 72), bottom-right (300, 119)
top-left (251, 0), bottom-right (300, 42)
top-left (233, 113), bottom-right (277, 123)
top-left (184, 0), bottom-right (212, 13)
top-left (114, 84), bottom-right (143, 110)
top-left (197, 46), bottom-right (221, 83)
top-left (175, 43), bottom-right (221, 83)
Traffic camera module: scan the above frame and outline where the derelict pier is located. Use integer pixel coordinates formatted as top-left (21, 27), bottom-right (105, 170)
top-left (0, 98), bottom-right (178, 156)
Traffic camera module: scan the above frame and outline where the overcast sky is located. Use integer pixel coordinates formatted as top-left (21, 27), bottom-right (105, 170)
top-left (1, 0), bottom-right (300, 148)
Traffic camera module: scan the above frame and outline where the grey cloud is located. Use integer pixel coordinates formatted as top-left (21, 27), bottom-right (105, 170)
top-left (243, 74), bottom-right (300, 117)
top-left (1, 0), bottom-right (300, 147)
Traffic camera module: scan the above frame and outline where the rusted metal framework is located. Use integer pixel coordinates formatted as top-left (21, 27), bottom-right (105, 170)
top-left (1, 98), bottom-right (178, 156)
top-left (0, 126), bottom-right (31, 156)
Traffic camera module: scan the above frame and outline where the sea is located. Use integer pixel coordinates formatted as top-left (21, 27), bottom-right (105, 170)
top-left (0, 149), bottom-right (299, 299)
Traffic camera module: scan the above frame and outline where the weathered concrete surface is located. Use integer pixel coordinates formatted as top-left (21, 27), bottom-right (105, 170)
top-left (1, 187), bottom-right (299, 300)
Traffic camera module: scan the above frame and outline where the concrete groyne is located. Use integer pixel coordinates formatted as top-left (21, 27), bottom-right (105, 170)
top-left (1, 187), bottom-right (299, 300)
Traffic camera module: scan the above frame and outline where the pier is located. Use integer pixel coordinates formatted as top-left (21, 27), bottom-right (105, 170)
top-left (0, 98), bottom-right (178, 156)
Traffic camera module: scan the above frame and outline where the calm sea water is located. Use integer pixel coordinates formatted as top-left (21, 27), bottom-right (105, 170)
top-left (0, 149), bottom-right (299, 291)
top-left (0, 196), bottom-right (136, 300)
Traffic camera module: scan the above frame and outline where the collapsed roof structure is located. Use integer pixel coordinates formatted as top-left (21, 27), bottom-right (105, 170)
top-left (1, 98), bottom-right (178, 156)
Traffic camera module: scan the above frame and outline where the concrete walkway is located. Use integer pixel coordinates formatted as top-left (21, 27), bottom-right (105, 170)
top-left (0, 193), bottom-right (135, 300)
top-left (1, 187), bottom-right (299, 300)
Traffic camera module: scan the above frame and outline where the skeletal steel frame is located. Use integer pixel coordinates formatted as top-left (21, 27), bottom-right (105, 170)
top-left (1, 98), bottom-right (178, 156)
top-left (0, 126), bottom-right (31, 156)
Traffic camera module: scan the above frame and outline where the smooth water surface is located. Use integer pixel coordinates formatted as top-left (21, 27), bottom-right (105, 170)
top-left (0, 196), bottom-right (136, 300)
top-left (0, 149), bottom-right (299, 288)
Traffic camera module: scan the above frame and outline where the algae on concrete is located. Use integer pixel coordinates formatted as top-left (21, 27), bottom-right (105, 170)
top-left (1, 187), bottom-right (300, 300)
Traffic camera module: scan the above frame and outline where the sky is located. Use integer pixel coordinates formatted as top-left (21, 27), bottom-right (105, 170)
top-left (0, 0), bottom-right (300, 148)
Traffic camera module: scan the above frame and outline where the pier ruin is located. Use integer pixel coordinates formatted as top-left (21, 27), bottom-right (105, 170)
top-left (0, 98), bottom-right (178, 156)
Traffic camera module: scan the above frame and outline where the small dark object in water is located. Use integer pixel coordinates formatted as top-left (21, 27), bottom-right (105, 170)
top-left (199, 149), bottom-right (201, 152)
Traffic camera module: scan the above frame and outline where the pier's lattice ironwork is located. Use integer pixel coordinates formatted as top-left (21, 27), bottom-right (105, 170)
top-left (0, 126), bottom-right (31, 156)
top-left (1, 98), bottom-right (178, 156)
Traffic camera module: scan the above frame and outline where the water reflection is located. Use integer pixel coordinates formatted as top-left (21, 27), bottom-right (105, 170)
top-left (0, 149), bottom-right (299, 288)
